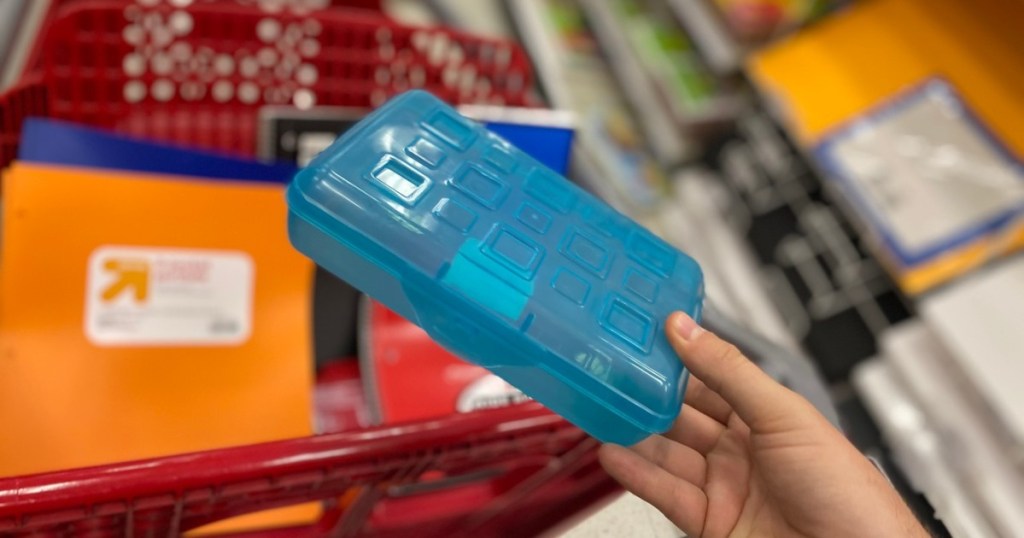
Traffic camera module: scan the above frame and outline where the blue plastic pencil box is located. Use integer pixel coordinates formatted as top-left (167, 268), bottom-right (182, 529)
top-left (286, 90), bottom-right (704, 445)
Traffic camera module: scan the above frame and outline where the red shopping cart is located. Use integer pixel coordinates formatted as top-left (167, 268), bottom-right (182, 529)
top-left (0, 2), bottom-right (614, 535)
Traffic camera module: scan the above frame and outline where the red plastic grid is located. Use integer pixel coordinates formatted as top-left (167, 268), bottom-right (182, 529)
top-left (20, 0), bottom-right (385, 78)
top-left (0, 0), bottom-right (534, 168)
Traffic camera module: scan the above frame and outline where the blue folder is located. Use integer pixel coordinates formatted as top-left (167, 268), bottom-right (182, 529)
top-left (19, 118), bottom-right (297, 182)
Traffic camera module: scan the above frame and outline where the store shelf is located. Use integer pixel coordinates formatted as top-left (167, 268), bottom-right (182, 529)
top-left (579, 0), bottom-right (692, 166)
top-left (667, 0), bottom-right (742, 75)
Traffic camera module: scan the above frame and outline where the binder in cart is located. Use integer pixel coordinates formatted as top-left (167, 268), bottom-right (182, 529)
top-left (0, 164), bottom-right (313, 474)
top-left (19, 118), bottom-right (296, 183)
top-left (0, 162), bottom-right (318, 531)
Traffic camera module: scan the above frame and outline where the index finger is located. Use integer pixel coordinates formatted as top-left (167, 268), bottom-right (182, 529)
top-left (684, 376), bottom-right (733, 425)
top-left (667, 311), bottom-right (801, 430)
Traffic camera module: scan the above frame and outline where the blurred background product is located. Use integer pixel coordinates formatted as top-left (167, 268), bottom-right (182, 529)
top-left (748, 0), bottom-right (1024, 295)
top-left (1, 0), bottom-right (1022, 535)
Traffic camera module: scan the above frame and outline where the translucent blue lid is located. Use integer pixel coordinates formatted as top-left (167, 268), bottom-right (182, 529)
top-left (286, 90), bottom-right (704, 445)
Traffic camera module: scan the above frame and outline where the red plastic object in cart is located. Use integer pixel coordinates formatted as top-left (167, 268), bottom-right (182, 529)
top-left (0, 404), bottom-right (619, 537)
top-left (0, 0), bottom-right (535, 170)
top-left (362, 301), bottom-right (527, 425)
top-left (314, 359), bottom-right (372, 433)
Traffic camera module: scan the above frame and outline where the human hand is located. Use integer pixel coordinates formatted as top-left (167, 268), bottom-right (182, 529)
top-left (598, 312), bottom-right (929, 538)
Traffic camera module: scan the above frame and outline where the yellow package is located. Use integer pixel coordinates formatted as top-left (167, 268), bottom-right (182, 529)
top-left (749, 0), bottom-right (1024, 294)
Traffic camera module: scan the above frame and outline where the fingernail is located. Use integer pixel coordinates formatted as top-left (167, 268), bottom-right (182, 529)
top-left (673, 312), bottom-right (703, 342)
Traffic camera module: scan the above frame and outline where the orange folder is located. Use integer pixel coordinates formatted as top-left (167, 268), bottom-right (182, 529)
top-left (0, 162), bottom-right (314, 475)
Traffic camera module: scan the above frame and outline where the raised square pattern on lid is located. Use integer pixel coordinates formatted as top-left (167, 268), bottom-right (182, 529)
top-left (581, 205), bottom-right (628, 239)
top-left (516, 202), bottom-right (552, 234)
top-left (406, 137), bottom-right (446, 169)
top-left (432, 198), bottom-right (477, 233)
top-left (451, 165), bottom-right (509, 209)
top-left (552, 267), bottom-right (590, 305)
top-left (423, 109), bottom-right (475, 150)
top-left (602, 295), bottom-right (655, 353)
top-left (369, 155), bottom-right (430, 206)
top-left (623, 268), bottom-right (658, 303)
top-left (627, 230), bottom-right (676, 277)
top-left (524, 167), bottom-right (576, 213)
top-left (561, 229), bottom-right (611, 278)
top-left (484, 145), bottom-right (517, 173)
top-left (484, 225), bottom-right (544, 279)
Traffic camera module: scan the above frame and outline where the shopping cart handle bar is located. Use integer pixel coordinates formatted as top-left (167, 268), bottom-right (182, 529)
top-left (0, 403), bottom-right (568, 519)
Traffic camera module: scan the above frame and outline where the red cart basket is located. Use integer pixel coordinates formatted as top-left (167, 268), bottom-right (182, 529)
top-left (17, 0), bottom-right (387, 82)
top-left (1, 0), bottom-right (536, 168)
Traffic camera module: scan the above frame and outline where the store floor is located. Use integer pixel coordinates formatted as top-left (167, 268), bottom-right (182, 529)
top-left (557, 492), bottom-right (681, 537)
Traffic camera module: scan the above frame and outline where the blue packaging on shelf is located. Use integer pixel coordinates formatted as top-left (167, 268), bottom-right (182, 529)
top-left (286, 90), bottom-right (704, 444)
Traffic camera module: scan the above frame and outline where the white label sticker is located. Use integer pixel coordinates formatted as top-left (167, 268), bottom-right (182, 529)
top-left (85, 246), bottom-right (254, 346)
top-left (455, 375), bottom-right (530, 413)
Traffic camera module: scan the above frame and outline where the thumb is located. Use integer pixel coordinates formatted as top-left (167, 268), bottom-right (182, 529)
top-left (667, 311), bottom-right (810, 430)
